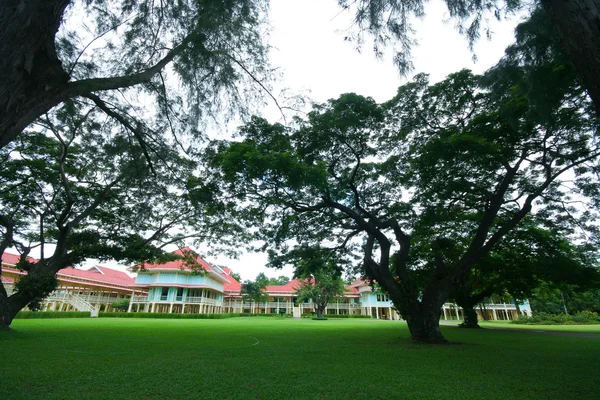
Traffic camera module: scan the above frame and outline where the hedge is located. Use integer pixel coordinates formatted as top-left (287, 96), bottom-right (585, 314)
top-left (511, 311), bottom-right (600, 325)
top-left (15, 311), bottom-right (91, 319)
top-left (99, 312), bottom-right (239, 319)
top-left (301, 313), bottom-right (371, 319)
top-left (239, 313), bottom-right (293, 318)
top-left (323, 314), bottom-right (371, 319)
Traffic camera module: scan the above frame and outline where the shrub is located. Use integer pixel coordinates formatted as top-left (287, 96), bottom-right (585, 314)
top-left (99, 312), bottom-right (239, 319)
top-left (511, 311), bottom-right (600, 325)
top-left (111, 299), bottom-right (130, 312)
top-left (302, 313), bottom-right (371, 319)
top-left (15, 311), bottom-right (91, 319)
top-left (322, 314), bottom-right (372, 319)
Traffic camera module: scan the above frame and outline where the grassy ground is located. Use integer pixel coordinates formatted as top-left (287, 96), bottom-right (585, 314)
top-left (1, 318), bottom-right (599, 400)
top-left (478, 320), bottom-right (600, 333)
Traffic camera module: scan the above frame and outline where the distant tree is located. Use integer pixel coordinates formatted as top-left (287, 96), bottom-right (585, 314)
top-left (295, 273), bottom-right (345, 319)
top-left (255, 272), bottom-right (270, 288)
top-left (241, 280), bottom-right (267, 313)
top-left (252, 272), bottom-right (290, 286)
top-left (111, 298), bottom-right (130, 312)
top-left (531, 285), bottom-right (600, 314)
top-left (273, 276), bottom-right (290, 285)
top-left (229, 271), bottom-right (242, 283)
top-left (271, 246), bottom-right (346, 319)
top-left (449, 223), bottom-right (600, 328)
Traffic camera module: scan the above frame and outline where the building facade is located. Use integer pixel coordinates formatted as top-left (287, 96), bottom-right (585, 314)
top-left (1, 253), bottom-right (141, 316)
top-left (1, 249), bottom-right (531, 320)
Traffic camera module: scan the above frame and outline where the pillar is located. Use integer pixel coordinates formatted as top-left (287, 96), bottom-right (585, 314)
top-left (127, 290), bottom-right (134, 313)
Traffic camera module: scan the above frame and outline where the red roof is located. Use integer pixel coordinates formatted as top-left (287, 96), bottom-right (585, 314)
top-left (132, 247), bottom-right (230, 284)
top-left (218, 267), bottom-right (242, 291)
top-left (2, 251), bottom-right (134, 287)
top-left (345, 285), bottom-right (359, 294)
top-left (1, 276), bottom-right (15, 283)
top-left (1, 252), bottom-right (38, 265)
top-left (135, 247), bottom-right (214, 272)
top-left (223, 273), bottom-right (241, 292)
top-left (265, 279), bottom-right (302, 293)
top-left (58, 266), bottom-right (135, 286)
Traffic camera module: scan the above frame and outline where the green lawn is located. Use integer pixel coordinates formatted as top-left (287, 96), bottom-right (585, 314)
top-left (1, 318), bottom-right (599, 399)
top-left (479, 320), bottom-right (600, 333)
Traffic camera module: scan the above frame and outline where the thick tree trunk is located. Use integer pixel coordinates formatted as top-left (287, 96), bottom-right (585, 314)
top-left (542, 0), bottom-right (600, 116)
top-left (315, 304), bottom-right (326, 318)
top-left (0, 0), bottom-right (71, 148)
top-left (0, 292), bottom-right (30, 329)
top-left (403, 301), bottom-right (448, 343)
top-left (459, 306), bottom-right (480, 329)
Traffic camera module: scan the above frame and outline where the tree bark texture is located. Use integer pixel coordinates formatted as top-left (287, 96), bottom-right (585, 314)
top-left (0, 0), bottom-right (71, 148)
top-left (403, 301), bottom-right (448, 343)
top-left (0, 291), bottom-right (30, 329)
top-left (0, 256), bottom-right (65, 328)
top-left (542, 0), bottom-right (600, 115)
top-left (459, 307), bottom-right (480, 329)
top-left (387, 288), bottom-right (449, 343)
top-left (315, 304), bottom-right (326, 318)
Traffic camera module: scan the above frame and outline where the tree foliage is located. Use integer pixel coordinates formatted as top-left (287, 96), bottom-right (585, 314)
top-left (0, 101), bottom-right (240, 327)
top-left (339, 1), bottom-right (600, 116)
top-left (111, 298), bottom-right (130, 312)
top-left (281, 246), bottom-right (346, 318)
top-left (0, 0), bottom-right (271, 149)
top-left (198, 12), bottom-right (600, 342)
top-left (338, 0), bottom-right (522, 75)
top-left (240, 279), bottom-right (267, 312)
top-left (450, 222), bottom-right (600, 327)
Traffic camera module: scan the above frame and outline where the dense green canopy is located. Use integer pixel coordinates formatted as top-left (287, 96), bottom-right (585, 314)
top-left (197, 12), bottom-right (600, 341)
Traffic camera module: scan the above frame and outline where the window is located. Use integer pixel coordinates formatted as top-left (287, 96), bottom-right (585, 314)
top-left (176, 287), bottom-right (184, 301)
top-left (376, 294), bottom-right (389, 302)
top-left (160, 287), bottom-right (169, 301)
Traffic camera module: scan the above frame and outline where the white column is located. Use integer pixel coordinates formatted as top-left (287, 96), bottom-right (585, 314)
top-left (492, 308), bottom-right (498, 320)
top-left (127, 290), bottom-right (134, 313)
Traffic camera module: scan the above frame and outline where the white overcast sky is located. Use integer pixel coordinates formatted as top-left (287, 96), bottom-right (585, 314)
top-left (68, 0), bottom-right (524, 280)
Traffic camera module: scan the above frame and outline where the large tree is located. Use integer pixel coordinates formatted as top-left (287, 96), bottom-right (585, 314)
top-left (0, 0), bottom-right (270, 149)
top-left (198, 23), bottom-right (599, 341)
top-left (339, 1), bottom-right (600, 115)
top-left (0, 102), bottom-right (235, 328)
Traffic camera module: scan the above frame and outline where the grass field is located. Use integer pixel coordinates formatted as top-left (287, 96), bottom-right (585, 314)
top-left (1, 318), bottom-right (599, 400)
top-left (478, 320), bottom-right (600, 333)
